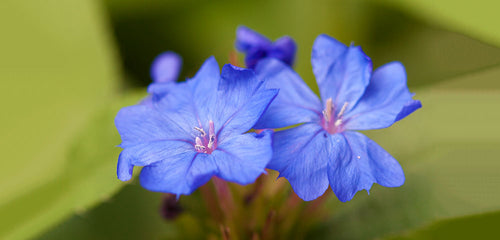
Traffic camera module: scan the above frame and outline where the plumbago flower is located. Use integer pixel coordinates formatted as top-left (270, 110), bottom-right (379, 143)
top-left (254, 35), bottom-right (422, 202)
top-left (115, 57), bottom-right (279, 195)
top-left (235, 26), bottom-right (296, 69)
top-left (141, 51), bottom-right (182, 105)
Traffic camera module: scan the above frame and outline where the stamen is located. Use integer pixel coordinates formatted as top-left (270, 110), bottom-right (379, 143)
top-left (334, 102), bottom-right (349, 127)
top-left (192, 121), bottom-right (217, 154)
top-left (195, 137), bottom-right (206, 152)
top-left (195, 137), bottom-right (202, 146)
top-left (322, 98), bottom-right (333, 121)
top-left (337, 102), bottom-right (348, 118)
top-left (194, 127), bottom-right (206, 137)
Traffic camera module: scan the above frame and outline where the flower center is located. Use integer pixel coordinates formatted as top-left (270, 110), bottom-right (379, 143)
top-left (321, 98), bottom-right (347, 134)
top-left (193, 120), bottom-right (217, 154)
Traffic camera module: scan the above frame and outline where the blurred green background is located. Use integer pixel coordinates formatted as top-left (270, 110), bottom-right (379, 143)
top-left (1, 0), bottom-right (500, 239)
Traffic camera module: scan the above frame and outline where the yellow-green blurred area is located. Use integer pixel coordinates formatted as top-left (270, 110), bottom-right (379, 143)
top-left (1, 0), bottom-right (500, 239)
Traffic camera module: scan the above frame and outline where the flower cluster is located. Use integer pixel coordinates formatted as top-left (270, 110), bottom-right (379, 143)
top-left (115, 26), bottom-right (421, 202)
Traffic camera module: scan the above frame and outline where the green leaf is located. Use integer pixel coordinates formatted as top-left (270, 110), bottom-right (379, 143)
top-left (0, 0), bottom-right (126, 238)
top-left (385, 210), bottom-right (500, 239)
top-left (37, 184), bottom-right (179, 240)
top-left (102, 0), bottom-right (500, 90)
top-left (314, 67), bottom-right (500, 239)
top-left (374, 0), bottom-right (500, 47)
top-left (0, 90), bottom-right (145, 240)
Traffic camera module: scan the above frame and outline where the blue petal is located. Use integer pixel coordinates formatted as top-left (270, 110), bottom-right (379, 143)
top-left (212, 130), bottom-right (273, 184)
top-left (120, 140), bottom-right (194, 166)
top-left (320, 45), bottom-right (372, 114)
top-left (147, 82), bottom-right (176, 103)
top-left (144, 57), bottom-right (218, 107)
top-left (269, 123), bottom-right (331, 201)
top-left (268, 36), bottom-right (297, 67)
top-left (140, 152), bottom-right (217, 195)
top-left (211, 65), bottom-right (276, 137)
top-left (150, 51), bottom-right (182, 83)
top-left (344, 62), bottom-right (421, 130)
top-left (395, 99), bottom-right (422, 122)
top-left (151, 58), bottom-right (220, 133)
top-left (311, 34), bottom-right (347, 86)
top-left (187, 56), bottom-right (221, 128)
top-left (254, 59), bottom-right (322, 129)
top-left (117, 152), bottom-right (134, 181)
top-left (235, 26), bottom-right (271, 52)
top-left (138, 95), bottom-right (154, 107)
top-left (218, 64), bottom-right (262, 109)
top-left (245, 48), bottom-right (269, 69)
top-left (189, 56), bottom-right (220, 99)
top-left (115, 104), bottom-right (192, 148)
top-left (117, 140), bottom-right (194, 181)
top-left (328, 131), bottom-right (405, 202)
top-left (217, 88), bottom-right (278, 141)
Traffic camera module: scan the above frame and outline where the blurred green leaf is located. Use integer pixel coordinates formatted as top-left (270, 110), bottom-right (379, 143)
top-left (0, 0), bottom-right (126, 238)
top-left (37, 184), bottom-right (179, 240)
top-left (0, 90), bottom-right (145, 240)
top-left (103, 0), bottom-right (500, 90)
top-left (386, 210), bottom-right (500, 239)
top-left (313, 66), bottom-right (500, 239)
top-left (375, 0), bottom-right (500, 48)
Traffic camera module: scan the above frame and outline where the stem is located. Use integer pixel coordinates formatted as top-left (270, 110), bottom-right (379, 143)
top-left (199, 184), bottom-right (222, 222)
top-left (212, 176), bottom-right (235, 218)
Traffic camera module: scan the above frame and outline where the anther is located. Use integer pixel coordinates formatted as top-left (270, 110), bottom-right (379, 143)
top-left (194, 127), bottom-right (206, 137)
top-left (323, 98), bottom-right (333, 121)
top-left (195, 137), bottom-right (206, 152)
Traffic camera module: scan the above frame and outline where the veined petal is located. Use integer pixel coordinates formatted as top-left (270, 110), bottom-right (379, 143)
top-left (190, 56), bottom-right (220, 99)
top-left (328, 131), bottom-right (405, 202)
top-left (320, 46), bottom-right (372, 114)
top-left (119, 140), bottom-right (194, 167)
top-left (269, 36), bottom-right (297, 66)
top-left (152, 82), bottom-right (200, 136)
top-left (269, 123), bottom-right (331, 201)
top-left (188, 56), bottom-right (221, 128)
top-left (209, 64), bottom-right (267, 134)
top-left (117, 140), bottom-right (193, 181)
top-left (255, 58), bottom-right (322, 129)
top-left (311, 34), bottom-right (347, 86)
top-left (235, 26), bottom-right (271, 52)
top-left (140, 152), bottom-right (217, 195)
top-left (218, 64), bottom-right (262, 102)
top-left (212, 130), bottom-right (273, 185)
top-left (150, 51), bottom-right (182, 83)
top-left (344, 62), bottom-right (421, 130)
top-left (115, 104), bottom-right (192, 147)
top-left (217, 88), bottom-right (278, 141)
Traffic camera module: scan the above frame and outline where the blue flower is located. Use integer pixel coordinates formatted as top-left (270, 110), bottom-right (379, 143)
top-left (142, 51), bottom-right (182, 105)
top-left (235, 26), bottom-right (296, 69)
top-left (255, 35), bottom-right (421, 202)
top-left (115, 57), bottom-right (279, 195)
